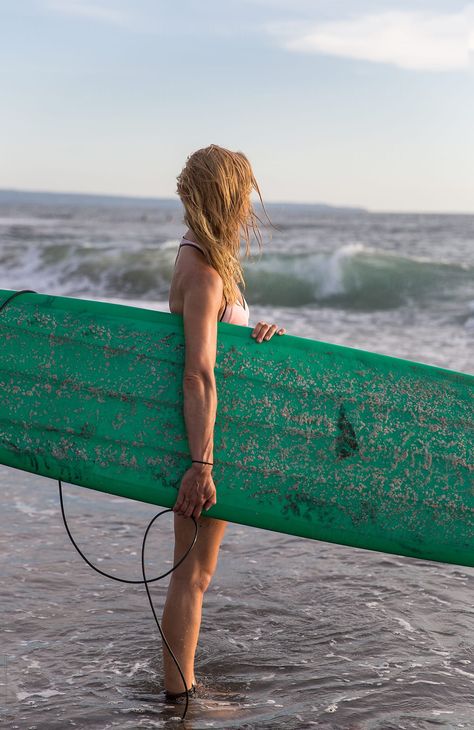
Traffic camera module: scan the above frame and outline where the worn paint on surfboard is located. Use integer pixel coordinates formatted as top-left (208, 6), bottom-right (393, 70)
top-left (0, 289), bottom-right (473, 567)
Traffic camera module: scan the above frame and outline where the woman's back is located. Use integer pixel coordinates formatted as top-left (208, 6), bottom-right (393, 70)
top-left (171, 237), bottom-right (250, 327)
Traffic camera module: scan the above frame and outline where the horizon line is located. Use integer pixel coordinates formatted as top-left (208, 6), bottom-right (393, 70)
top-left (0, 186), bottom-right (473, 216)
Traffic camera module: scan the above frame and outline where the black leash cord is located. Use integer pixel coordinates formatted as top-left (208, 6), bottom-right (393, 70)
top-left (1, 290), bottom-right (197, 721)
top-left (59, 480), bottom-right (197, 721)
top-left (0, 288), bottom-right (37, 312)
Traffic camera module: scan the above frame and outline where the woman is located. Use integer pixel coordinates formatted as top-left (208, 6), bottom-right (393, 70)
top-left (164, 144), bottom-right (286, 698)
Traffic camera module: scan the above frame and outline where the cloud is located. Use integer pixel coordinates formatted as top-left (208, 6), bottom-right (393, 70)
top-left (45, 0), bottom-right (131, 27)
top-left (267, 5), bottom-right (474, 71)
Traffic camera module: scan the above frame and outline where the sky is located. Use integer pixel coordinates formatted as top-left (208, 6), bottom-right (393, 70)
top-left (0, 0), bottom-right (473, 212)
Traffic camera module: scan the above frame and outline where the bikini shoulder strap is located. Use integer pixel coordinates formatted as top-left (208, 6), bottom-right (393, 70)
top-left (219, 295), bottom-right (228, 322)
top-left (179, 242), bottom-right (206, 256)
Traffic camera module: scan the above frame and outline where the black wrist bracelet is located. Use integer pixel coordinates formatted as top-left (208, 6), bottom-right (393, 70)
top-left (192, 459), bottom-right (214, 466)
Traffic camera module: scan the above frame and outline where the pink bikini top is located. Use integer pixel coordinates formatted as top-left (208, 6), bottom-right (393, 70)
top-left (176, 238), bottom-right (250, 326)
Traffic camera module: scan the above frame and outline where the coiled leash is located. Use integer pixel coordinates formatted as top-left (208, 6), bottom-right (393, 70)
top-left (1, 289), bottom-right (198, 720)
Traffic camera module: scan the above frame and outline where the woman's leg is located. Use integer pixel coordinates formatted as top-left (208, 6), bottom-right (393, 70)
top-left (161, 513), bottom-right (227, 694)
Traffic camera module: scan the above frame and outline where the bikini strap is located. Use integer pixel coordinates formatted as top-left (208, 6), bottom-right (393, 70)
top-left (219, 295), bottom-right (227, 322)
top-left (179, 242), bottom-right (206, 256)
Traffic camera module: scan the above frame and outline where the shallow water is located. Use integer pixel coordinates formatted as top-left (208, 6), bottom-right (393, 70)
top-left (1, 468), bottom-right (474, 729)
top-left (1, 196), bottom-right (473, 727)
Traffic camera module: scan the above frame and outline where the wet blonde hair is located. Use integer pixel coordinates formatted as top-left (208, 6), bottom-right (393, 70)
top-left (176, 144), bottom-right (271, 306)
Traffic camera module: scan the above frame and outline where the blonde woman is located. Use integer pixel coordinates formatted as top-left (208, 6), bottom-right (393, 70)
top-left (164, 144), bottom-right (286, 698)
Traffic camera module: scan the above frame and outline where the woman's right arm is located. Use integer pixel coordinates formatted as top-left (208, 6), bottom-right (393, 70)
top-left (173, 267), bottom-right (223, 519)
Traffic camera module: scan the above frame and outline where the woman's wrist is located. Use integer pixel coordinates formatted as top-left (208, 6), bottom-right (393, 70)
top-left (191, 459), bottom-right (213, 471)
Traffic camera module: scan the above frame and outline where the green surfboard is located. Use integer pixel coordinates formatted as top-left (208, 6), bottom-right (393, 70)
top-left (1, 289), bottom-right (473, 567)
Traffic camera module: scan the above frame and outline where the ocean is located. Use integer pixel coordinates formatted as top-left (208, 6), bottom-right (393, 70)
top-left (1, 192), bottom-right (473, 729)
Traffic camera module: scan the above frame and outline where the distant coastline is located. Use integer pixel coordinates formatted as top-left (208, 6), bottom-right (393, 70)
top-left (0, 188), bottom-right (367, 214)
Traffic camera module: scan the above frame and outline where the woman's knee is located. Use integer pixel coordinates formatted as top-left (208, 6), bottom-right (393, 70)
top-left (171, 514), bottom-right (228, 594)
top-left (172, 563), bottom-right (215, 594)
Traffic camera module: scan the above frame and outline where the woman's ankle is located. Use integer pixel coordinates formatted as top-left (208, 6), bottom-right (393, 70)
top-left (164, 670), bottom-right (196, 696)
top-left (165, 683), bottom-right (196, 700)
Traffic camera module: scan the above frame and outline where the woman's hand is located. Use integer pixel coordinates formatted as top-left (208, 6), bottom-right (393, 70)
top-left (251, 321), bottom-right (287, 343)
top-left (173, 464), bottom-right (217, 519)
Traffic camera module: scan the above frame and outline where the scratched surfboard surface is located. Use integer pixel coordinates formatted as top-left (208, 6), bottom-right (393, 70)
top-left (0, 289), bottom-right (473, 566)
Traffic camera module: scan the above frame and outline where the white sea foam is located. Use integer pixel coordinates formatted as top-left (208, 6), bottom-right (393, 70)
top-left (393, 616), bottom-right (416, 633)
top-left (17, 688), bottom-right (64, 700)
top-left (14, 500), bottom-right (56, 517)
